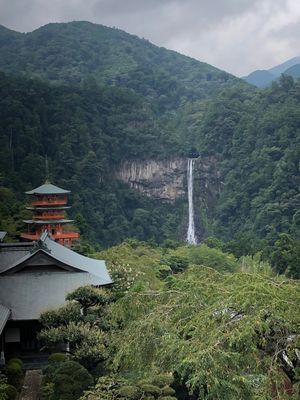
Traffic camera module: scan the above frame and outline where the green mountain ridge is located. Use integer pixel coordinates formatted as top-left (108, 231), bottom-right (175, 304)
top-left (0, 21), bottom-right (237, 111)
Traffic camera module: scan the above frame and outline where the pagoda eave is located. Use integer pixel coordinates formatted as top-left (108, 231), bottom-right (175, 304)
top-left (25, 183), bottom-right (70, 195)
top-left (23, 219), bottom-right (74, 224)
top-left (26, 206), bottom-right (71, 210)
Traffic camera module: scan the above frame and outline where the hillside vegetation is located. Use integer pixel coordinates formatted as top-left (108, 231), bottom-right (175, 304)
top-left (0, 22), bottom-right (237, 112)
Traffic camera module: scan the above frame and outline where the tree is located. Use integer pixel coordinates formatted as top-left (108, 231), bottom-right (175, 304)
top-left (109, 266), bottom-right (300, 399)
top-left (66, 286), bottom-right (111, 315)
top-left (270, 233), bottom-right (300, 278)
top-left (39, 286), bottom-right (111, 369)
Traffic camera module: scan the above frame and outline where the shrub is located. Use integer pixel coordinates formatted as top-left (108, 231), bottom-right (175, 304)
top-left (90, 361), bottom-right (106, 378)
top-left (118, 385), bottom-right (140, 399)
top-left (161, 386), bottom-right (175, 396)
top-left (7, 358), bottom-right (24, 369)
top-left (140, 384), bottom-right (161, 397)
top-left (164, 255), bottom-right (189, 274)
top-left (52, 361), bottom-right (93, 400)
top-left (41, 382), bottom-right (54, 400)
top-left (5, 363), bottom-right (23, 389)
top-left (158, 397), bottom-right (177, 400)
top-left (3, 384), bottom-right (17, 400)
top-left (48, 353), bottom-right (68, 363)
top-left (151, 374), bottom-right (173, 388)
top-left (0, 373), bottom-right (8, 400)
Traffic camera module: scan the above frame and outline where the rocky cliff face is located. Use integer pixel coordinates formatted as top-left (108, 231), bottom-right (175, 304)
top-left (116, 157), bottom-right (220, 202)
top-left (116, 157), bottom-right (221, 241)
top-left (116, 158), bottom-right (186, 201)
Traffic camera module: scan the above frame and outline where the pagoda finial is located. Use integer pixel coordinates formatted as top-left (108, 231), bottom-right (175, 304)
top-left (45, 155), bottom-right (50, 184)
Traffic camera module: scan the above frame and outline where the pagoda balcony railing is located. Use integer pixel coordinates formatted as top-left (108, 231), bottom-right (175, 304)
top-left (31, 199), bottom-right (67, 206)
top-left (20, 233), bottom-right (40, 240)
top-left (33, 214), bottom-right (65, 220)
top-left (54, 231), bottom-right (80, 238)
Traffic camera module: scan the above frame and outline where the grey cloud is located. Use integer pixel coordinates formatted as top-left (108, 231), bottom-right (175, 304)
top-left (0, 0), bottom-right (299, 75)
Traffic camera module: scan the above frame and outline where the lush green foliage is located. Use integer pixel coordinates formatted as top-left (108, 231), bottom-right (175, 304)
top-left (2, 385), bottom-right (17, 400)
top-left (6, 359), bottom-right (23, 369)
top-left (199, 77), bottom-right (300, 254)
top-left (38, 241), bottom-right (300, 399)
top-left (0, 373), bottom-right (9, 400)
top-left (81, 374), bottom-right (175, 400)
top-left (109, 265), bottom-right (300, 399)
top-left (44, 360), bottom-right (93, 400)
top-left (66, 285), bottom-right (111, 314)
top-left (0, 22), bottom-right (237, 109)
top-left (39, 286), bottom-right (114, 369)
top-left (4, 361), bottom-right (24, 389)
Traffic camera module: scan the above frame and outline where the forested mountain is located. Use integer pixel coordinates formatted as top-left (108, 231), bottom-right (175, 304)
top-left (0, 21), bottom-right (237, 113)
top-left (199, 75), bottom-right (300, 267)
top-left (0, 22), bottom-right (299, 273)
top-left (0, 21), bottom-right (241, 246)
top-left (0, 72), bottom-right (187, 245)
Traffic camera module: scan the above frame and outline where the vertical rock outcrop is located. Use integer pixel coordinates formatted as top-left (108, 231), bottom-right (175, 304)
top-left (115, 157), bottom-right (221, 241)
top-left (116, 158), bottom-right (186, 201)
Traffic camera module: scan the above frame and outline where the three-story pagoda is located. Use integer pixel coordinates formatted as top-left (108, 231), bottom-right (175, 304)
top-left (20, 182), bottom-right (80, 247)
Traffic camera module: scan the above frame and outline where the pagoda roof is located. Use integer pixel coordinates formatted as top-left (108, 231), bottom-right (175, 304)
top-left (25, 183), bottom-right (70, 195)
top-left (26, 206), bottom-right (71, 210)
top-left (23, 219), bottom-right (74, 224)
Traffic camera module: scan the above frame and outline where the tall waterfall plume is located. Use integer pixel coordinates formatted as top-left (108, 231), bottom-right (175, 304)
top-left (186, 158), bottom-right (197, 245)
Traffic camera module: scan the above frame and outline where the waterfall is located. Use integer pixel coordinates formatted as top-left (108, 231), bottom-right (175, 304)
top-left (186, 158), bottom-right (197, 245)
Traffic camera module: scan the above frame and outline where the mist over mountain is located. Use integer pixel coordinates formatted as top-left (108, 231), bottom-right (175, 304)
top-left (243, 56), bottom-right (300, 87)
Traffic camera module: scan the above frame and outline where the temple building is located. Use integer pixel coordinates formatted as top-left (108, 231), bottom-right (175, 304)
top-left (20, 182), bottom-right (80, 247)
top-left (0, 183), bottom-right (112, 365)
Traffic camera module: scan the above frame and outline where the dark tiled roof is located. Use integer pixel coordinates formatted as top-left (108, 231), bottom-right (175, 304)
top-left (0, 304), bottom-right (11, 334)
top-left (0, 243), bottom-right (34, 273)
top-left (0, 233), bottom-right (112, 320)
top-left (0, 232), bottom-right (7, 242)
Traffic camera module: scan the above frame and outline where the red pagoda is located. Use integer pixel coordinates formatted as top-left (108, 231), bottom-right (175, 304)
top-left (20, 182), bottom-right (80, 247)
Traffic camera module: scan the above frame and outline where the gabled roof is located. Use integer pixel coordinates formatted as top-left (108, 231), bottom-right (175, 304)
top-left (0, 242), bottom-right (33, 274)
top-left (0, 232), bottom-right (7, 242)
top-left (25, 183), bottom-right (70, 195)
top-left (0, 233), bottom-right (113, 321)
top-left (0, 304), bottom-right (11, 334)
top-left (0, 232), bottom-right (112, 284)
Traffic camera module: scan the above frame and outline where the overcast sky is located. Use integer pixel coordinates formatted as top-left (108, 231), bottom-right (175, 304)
top-left (0, 0), bottom-right (299, 76)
